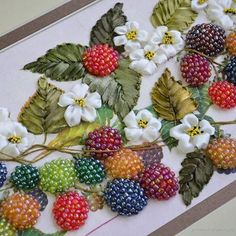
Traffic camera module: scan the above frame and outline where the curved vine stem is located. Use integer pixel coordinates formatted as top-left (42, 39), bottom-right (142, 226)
top-left (211, 119), bottom-right (236, 125)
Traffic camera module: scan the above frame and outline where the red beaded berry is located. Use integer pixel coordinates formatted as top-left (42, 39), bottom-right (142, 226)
top-left (82, 44), bottom-right (119, 77)
top-left (138, 163), bottom-right (179, 200)
top-left (53, 191), bottom-right (89, 231)
top-left (180, 54), bottom-right (211, 86)
top-left (85, 126), bottom-right (122, 159)
top-left (208, 81), bottom-right (236, 109)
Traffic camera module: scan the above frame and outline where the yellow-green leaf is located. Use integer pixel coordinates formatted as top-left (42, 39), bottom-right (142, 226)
top-left (151, 68), bottom-right (197, 121)
top-left (151, 0), bottom-right (198, 32)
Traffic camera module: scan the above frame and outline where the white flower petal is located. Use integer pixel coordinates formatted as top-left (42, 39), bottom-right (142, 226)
top-left (0, 135), bottom-right (8, 150)
top-left (13, 122), bottom-right (28, 138)
top-left (178, 139), bottom-right (195, 154)
top-left (144, 44), bottom-right (158, 52)
top-left (191, 0), bottom-right (208, 12)
top-left (142, 127), bottom-right (159, 142)
top-left (181, 114), bottom-right (199, 128)
top-left (85, 92), bottom-right (102, 108)
top-left (124, 127), bottom-right (143, 141)
top-left (136, 109), bottom-right (153, 121)
top-left (0, 107), bottom-right (10, 122)
top-left (71, 83), bottom-right (89, 98)
top-left (0, 122), bottom-right (15, 137)
top-left (137, 30), bottom-right (149, 42)
top-left (58, 92), bottom-right (75, 107)
top-left (81, 106), bottom-right (97, 122)
top-left (17, 137), bottom-right (29, 152)
top-left (126, 21), bottom-right (139, 31)
top-left (148, 117), bottom-right (162, 131)
top-left (154, 26), bottom-right (168, 35)
top-left (113, 35), bottom-right (128, 46)
top-left (160, 44), bottom-right (177, 58)
top-left (64, 105), bottom-right (82, 127)
top-left (129, 49), bottom-right (145, 61)
top-left (123, 111), bottom-right (139, 128)
top-left (199, 120), bottom-right (215, 135)
top-left (2, 143), bottom-right (20, 157)
top-left (125, 41), bottom-right (141, 54)
top-left (114, 25), bottom-right (128, 35)
top-left (143, 61), bottom-right (157, 75)
top-left (170, 124), bottom-right (190, 140)
top-left (153, 51), bottom-right (168, 65)
top-left (192, 133), bottom-right (210, 149)
top-left (129, 59), bottom-right (150, 75)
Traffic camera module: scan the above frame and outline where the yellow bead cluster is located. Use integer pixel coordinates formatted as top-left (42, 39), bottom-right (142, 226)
top-left (105, 148), bottom-right (144, 179)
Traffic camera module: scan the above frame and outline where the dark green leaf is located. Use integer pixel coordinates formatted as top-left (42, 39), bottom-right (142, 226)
top-left (18, 228), bottom-right (66, 236)
top-left (18, 77), bottom-right (67, 134)
top-left (23, 43), bottom-right (87, 81)
top-left (151, 0), bottom-right (198, 32)
top-left (82, 58), bottom-right (141, 119)
top-left (179, 152), bottom-right (214, 206)
top-left (90, 3), bottom-right (127, 50)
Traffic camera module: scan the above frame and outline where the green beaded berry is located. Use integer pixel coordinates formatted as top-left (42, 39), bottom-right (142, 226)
top-left (39, 159), bottom-right (76, 193)
top-left (75, 157), bottom-right (106, 185)
top-left (10, 164), bottom-right (40, 190)
top-left (0, 218), bottom-right (15, 236)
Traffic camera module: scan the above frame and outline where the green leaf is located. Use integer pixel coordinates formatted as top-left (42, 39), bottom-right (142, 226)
top-left (151, 0), bottom-right (198, 32)
top-left (83, 58), bottom-right (141, 119)
top-left (18, 228), bottom-right (66, 236)
top-left (188, 85), bottom-right (212, 117)
top-left (90, 2), bottom-right (127, 50)
top-left (96, 106), bottom-right (114, 126)
top-left (179, 152), bottom-right (214, 206)
top-left (160, 120), bottom-right (179, 151)
top-left (18, 77), bottom-right (67, 134)
top-left (48, 122), bottom-right (100, 148)
top-left (23, 43), bottom-right (87, 81)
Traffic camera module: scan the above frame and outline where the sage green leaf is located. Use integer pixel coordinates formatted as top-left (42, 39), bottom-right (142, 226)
top-left (23, 43), bottom-right (87, 81)
top-left (160, 120), bottom-right (179, 151)
top-left (90, 2), bottom-right (127, 50)
top-left (82, 59), bottom-right (141, 119)
top-left (96, 106), bottom-right (114, 126)
top-left (151, 0), bottom-right (198, 32)
top-left (179, 152), bottom-right (214, 206)
top-left (188, 85), bottom-right (212, 117)
top-left (18, 228), bottom-right (66, 236)
top-left (18, 77), bottom-right (67, 134)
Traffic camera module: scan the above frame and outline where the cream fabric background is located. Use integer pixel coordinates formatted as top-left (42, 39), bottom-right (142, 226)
top-left (0, 0), bottom-right (235, 235)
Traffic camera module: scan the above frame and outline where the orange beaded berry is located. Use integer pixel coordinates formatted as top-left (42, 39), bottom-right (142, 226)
top-left (1, 193), bottom-right (40, 230)
top-left (206, 138), bottom-right (236, 169)
top-left (105, 148), bottom-right (144, 179)
top-left (226, 32), bottom-right (236, 56)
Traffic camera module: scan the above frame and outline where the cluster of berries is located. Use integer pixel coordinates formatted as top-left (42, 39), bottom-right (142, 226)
top-left (180, 23), bottom-right (236, 109)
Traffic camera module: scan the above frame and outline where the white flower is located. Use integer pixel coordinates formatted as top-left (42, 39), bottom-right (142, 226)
top-left (170, 114), bottom-right (215, 154)
top-left (129, 44), bottom-right (168, 75)
top-left (207, 0), bottom-right (236, 30)
top-left (124, 109), bottom-right (162, 145)
top-left (0, 121), bottom-right (32, 156)
top-left (0, 107), bottom-right (10, 122)
top-left (113, 21), bottom-right (148, 53)
top-left (58, 82), bottom-right (102, 127)
top-left (149, 26), bottom-right (184, 59)
top-left (191, 0), bottom-right (208, 12)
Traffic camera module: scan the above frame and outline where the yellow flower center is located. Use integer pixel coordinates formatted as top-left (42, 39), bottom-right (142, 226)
top-left (144, 51), bottom-right (155, 60)
top-left (162, 32), bottom-right (174, 45)
top-left (8, 135), bottom-right (21, 144)
top-left (126, 30), bottom-right (137, 40)
top-left (224, 8), bottom-right (236, 14)
top-left (74, 98), bottom-right (86, 107)
top-left (138, 119), bottom-right (148, 128)
top-left (186, 126), bottom-right (203, 138)
top-left (197, 0), bottom-right (208, 4)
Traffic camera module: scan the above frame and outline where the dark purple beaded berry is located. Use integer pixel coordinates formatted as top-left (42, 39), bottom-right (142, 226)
top-left (28, 188), bottom-right (48, 211)
top-left (216, 168), bottom-right (236, 175)
top-left (223, 57), bottom-right (236, 85)
top-left (0, 162), bottom-right (7, 188)
top-left (104, 179), bottom-right (147, 216)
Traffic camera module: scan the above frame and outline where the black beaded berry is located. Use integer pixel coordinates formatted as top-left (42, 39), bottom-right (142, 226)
top-left (104, 179), bottom-right (147, 216)
top-left (28, 188), bottom-right (48, 211)
top-left (223, 57), bottom-right (236, 85)
top-left (75, 157), bottom-right (106, 185)
top-left (0, 162), bottom-right (7, 188)
top-left (10, 164), bottom-right (40, 190)
top-left (186, 23), bottom-right (226, 57)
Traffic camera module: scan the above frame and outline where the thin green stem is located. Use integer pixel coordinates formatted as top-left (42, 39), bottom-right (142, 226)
top-left (211, 120), bottom-right (236, 125)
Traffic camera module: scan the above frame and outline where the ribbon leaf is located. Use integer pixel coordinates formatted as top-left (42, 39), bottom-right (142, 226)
top-left (90, 2), bottom-right (127, 49)
top-left (179, 152), bottom-right (214, 206)
top-left (18, 228), bottom-right (66, 236)
top-left (18, 77), bottom-right (67, 134)
top-left (23, 43), bottom-right (87, 81)
top-left (151, 0), bottom-right (198, 32)
top-left (83, 59), bottom-right (141, 119)
top-left (151, 68), bottom-right (197, 121)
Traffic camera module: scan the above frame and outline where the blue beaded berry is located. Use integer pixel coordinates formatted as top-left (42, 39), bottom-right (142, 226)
top-left (216, 168), bottom-right (236, 175)
top-left (0, 163), bottom-right (7, 188)
top-left (224, 57), bottom-right (236, 85)
top-left (28, 188), bottom-right (48, 211)
top-left (104, 179), bottom-right (147, 216)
